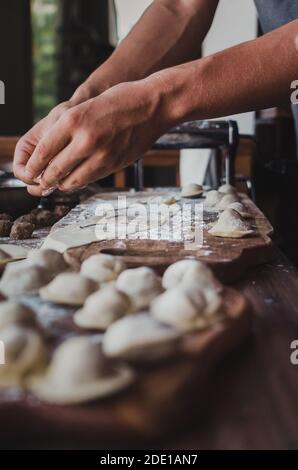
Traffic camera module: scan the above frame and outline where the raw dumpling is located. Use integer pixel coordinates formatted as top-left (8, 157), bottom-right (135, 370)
top-left (39, 272), bottom-right (98, 306)
top-left (218, 184), bottom-right (237, 195)
top-left (116, 267), bottom-right (162, 309)
top-left (26, 249), bottom-right (68, 276)
top-left (102, 313), bottom-right (181, 361)
top-left (74, 287), bottom-right (131, 330)
top-left (227, 202), bottom-right (251, 219)
top-left (0, 325), bottom-right (46, 386)
top-left (217, 194), bottom-right (239, 211)
top-left (0, 261), bottom-right (52, 297)
top-left (151, 286), bottom-right (222, 332)
top-left (80, 254), bottom-right (125, 284)
top-left (0, 249), bottom-right (11, 262)
top-left (0, 301), bottom-right (36, 330)
top-left (180, 183), bottom-right (203, 198)
top-left (204, 190), bottom-right (223, 208)
top-left (162, 259), bottom-right (218, 291)
top-left (209, 208), bottom-right (254, 238)
top-left (28, 336), bottom-right (134, 404)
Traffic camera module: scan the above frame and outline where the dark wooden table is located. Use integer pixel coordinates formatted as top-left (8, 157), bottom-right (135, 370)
top-left (167, 248), bottom-right (298, 450)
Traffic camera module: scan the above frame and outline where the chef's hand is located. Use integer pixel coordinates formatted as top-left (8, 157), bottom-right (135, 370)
top-left (20, 79), bottom-right (172, 196)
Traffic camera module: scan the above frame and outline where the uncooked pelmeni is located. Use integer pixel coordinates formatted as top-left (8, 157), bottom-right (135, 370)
top-left (74, 287), bottom-right (131, 330)
top-left (116, 267), bottom-right (162, 309)
top-left (0, 261), bottom-right (52, 297)
top-left (204, 190), bottom-right (224, 208)
top-left (180, 183), bottom-right (203, 199)
top-left (39, 272), bottom-right (98, 306)
top-left (28, 336), bottom-right (134, 404)
top-left (209, 208), bottom-right (254, 239)
top-left (0, 325), bottom-right (46, 387)
top-left (162, 259), bottom-right (217, 291)
top-left (227, 202), bottom-right (251, 219)
top-left (0, 301), bottom-right (36, 330)
top-left (26, 249), bottom-right (68, 277)
top-left (80, 254), bottom-right (126, 284)
top-left (217, 194), bottom-right (239, 211)
top-left (102, 313), bottom-right (181, 361)
top-left (218, 184), bottom-right (237, 195)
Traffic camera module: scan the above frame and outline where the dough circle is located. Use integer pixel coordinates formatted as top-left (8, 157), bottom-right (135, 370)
top-left (28, 336), bottom-right (134, 404)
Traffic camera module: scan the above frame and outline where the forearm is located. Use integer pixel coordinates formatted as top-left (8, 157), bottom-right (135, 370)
top-left (71, 0), bottom-right (219, 103)
top-left (151, 19), bottom-right (298, 125)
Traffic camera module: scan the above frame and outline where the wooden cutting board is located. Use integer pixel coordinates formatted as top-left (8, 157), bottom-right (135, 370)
top-left (0, 287), bottom-right (252, 448)
top-left (63, 191), bottom-right (273, 283)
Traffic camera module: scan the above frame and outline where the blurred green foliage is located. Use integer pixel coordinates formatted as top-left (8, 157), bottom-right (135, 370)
top-left (31, 0), bottom-right (58, 122)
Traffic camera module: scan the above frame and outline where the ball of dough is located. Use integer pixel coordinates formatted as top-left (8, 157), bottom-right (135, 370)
top-left (227, 202), bottom-right (251, 219)
top-left (180, 183), bottom-right (203, 198)
top-left (28, 336), bottom-right (134, 404)
top-left (217, 194), bottom-right (239, 211)
top-left (0, 325), bottom-right (46, 386)
top-left (39, 272), bottom-right (98, 306)
top-left (10, 222), bottom-right (35, 240)
top-left (116, 267), bottom-right (162, 309)
top-left (26, 249), bottom-right (68, 276)
top-left (209, 208), bottom-right (254, 239)
top-left (80, 254), bottom-right (126, 284)
top-left (102, 313), bottom-right (180, 361)
top-left (0, 301), bottom-right (36, 330)
top-left (204, 190), bottom-right (223, 208)
top-left (0, 261), bottom-right (52, 297)
top-left (0, 220), bottom-right (13, 237)
top-left (218, 184), bottom-right (237, 195)
top-left (162, 259), bottom-right (217, 290)
top-left (74, 287), bottom-right (131, 330)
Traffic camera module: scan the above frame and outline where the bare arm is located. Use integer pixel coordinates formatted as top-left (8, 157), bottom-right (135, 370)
top-left (72, 0), bottom-right (219, 102)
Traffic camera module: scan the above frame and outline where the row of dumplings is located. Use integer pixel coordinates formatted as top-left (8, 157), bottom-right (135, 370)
top-left (0, 249), bottom-right (225, 404)
top-left (205, 184), bottom-right (254, 238)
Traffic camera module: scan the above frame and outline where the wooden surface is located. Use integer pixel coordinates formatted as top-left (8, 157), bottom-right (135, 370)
top-left (0, 288), bottom-right (251, 449)
top-left (63, 191), bottom-right (274, 283)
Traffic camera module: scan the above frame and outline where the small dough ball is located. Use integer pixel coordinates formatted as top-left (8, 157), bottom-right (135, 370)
top-left (209, 208), bottom-right (254, 239)
top-left (10, 222), bottom-right (35, 240)
top-left (0, 325), bottom-right (46, 386)
top-left (102, 313), bottom-right (180, 361)
top-left (27, 249), bottom-right (68, 276)
top-left (227, 202), bottom-right (251, 219)
top-left (34, 210), bottom-right (57, 227)
top-left (116, 267), bottom-right (162, 309)
top-left (0, 213), bottom-right (13, 222)
top-left (217, 194), bottom-right (239, 211)
top-left (81, 254), bottom-right (125, 284)
top-left (0, 261), bottom-right (52, 297)
top-left (28, 336), bottom-right (134, 404)
top-left (204, 190), bottom-right (223, 208)
top-left (180, 183), bottom-right (203, 198)
top-left (0, 220), bottom-right (13, 237)
top-left (0, 301), bottom-right (36, 330)
top-left (54, 205), bottom-right (70, 219)
top-left (0, 248), bottom-right (12, 262)
top-left (39, 272), bottom-right (98, 306)
top-left (162, 259), bottom-right (217, 290)
top-left (218, 184), bottom-right (237, 195)
top-left (74, 287), bottom-right (131, 330)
